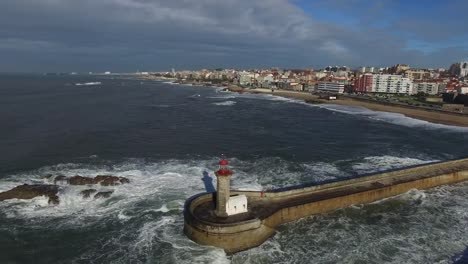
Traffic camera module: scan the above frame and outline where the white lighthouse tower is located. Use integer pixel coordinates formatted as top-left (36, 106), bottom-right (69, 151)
top-left (214, 159), bottom-right (247, 217)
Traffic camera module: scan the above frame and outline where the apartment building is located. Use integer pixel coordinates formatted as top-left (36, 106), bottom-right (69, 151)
top-left (317, 82), bottom-right (345, 94)
top-left (354, 74), bottom-right (373, 93)
top-left (412, 81), bottom-right (440, 95)
top-left (372, 74), bottom-right (413, 94)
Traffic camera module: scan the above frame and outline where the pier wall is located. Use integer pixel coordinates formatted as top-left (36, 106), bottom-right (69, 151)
top-left (184, 158), bottom-right (468, 254)
top-left (263, 170), bottom-right (468, 228)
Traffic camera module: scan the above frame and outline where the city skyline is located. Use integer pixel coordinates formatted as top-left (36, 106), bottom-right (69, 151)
top-left (1, 0), bottom-right (467, 72)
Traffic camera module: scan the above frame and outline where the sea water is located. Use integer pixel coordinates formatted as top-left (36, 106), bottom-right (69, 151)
top-left (0, 74), bottom-right (467, 263)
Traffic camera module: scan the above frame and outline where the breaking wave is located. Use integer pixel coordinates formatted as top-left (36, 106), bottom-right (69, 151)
top-left (317, 104), bottom-right (468, 131)
top-left (225, 90), bottom-right (468, 131)
top-left (207, 95), bottom-right (237, 100)
top-left (213, 100), bottom-right (236, 106)
top-left (0, 155), bottom-right (466, 263)
top-left (75, 82), bottom-right (101, 86)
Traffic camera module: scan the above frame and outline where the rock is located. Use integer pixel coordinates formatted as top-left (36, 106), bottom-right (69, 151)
top-left (94, 175), bottom-right (129, 186)
top-left (228, 85), bottom-right (245, 93)
top-left (0, 184), bottom-right (60, 205)
top-left (54, 175), bottom-right (69, 185)
top-left (68, 176), bottom-right (94, 185)
top-left (45, 175), bottom-right (130, 186)
top-left (94, 191), bottom-right (113, 199)
top-left (80, 189), bottom-right (97, 198)
top-left (48, 195), bottom-right (60, 205)
top-left (119, 177), bottom-right (130, 184)
top-left (42, 174), bottom-right (54, 179)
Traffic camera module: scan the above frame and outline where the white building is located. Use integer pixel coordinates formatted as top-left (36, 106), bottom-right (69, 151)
top-left (413, 82), bottom-right (440, 95)
top-left (317, 82), bottom-right (345, 93)
top-left (396, 77), bottom-right (413, 94)
top-left (372, 74), bottom-right (413, 94)
top-left (239, 72), bottom-right (255, 86)
top-left (461, 62), bottom-right (468, 77)
top-left (226, 195), bottom-right (248, 216)
top-left (458, 86), bottom-right (468, 94)
top-left (361, 66), bottom-right (374, 73)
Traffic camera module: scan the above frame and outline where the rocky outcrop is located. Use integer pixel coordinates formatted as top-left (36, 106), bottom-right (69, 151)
top-left (94, 175), bottom-right (129, 186)
top-left (227, 85), bottom-right (245, 93)
top-left (94, 191), bottom-right (113, 199)
top-left (68, 176), bottom-right (95, 185)
top-left (0, 175), bottom-right (129, 205)
top-left (0, 184), bottom-right (59, 205)
top-left (54, 175), bottom-right (68, 185)
top-left (80, 189), bottom-right (97, 198)
top-left (53, 175), bottom-right (130, 186)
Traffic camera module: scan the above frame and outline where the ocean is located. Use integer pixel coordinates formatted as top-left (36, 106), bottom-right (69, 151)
top-left (0, 74), bottom-right (467, 263)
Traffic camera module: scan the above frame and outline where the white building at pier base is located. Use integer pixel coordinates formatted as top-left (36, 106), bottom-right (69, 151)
top-left (226, 195), bottom-right (248, 216)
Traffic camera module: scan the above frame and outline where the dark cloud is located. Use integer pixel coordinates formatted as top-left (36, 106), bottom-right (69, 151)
top-left (0, 0), bottom-right (467, 72)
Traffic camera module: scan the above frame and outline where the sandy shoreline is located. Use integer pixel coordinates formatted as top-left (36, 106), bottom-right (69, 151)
top-left (230, 87), bottom-right (468, 128)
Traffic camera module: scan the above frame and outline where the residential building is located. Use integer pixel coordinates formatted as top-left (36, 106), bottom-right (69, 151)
top-left (239, 72), bottom-right (254, 86)
top-left (458, 85), bottom-right (468, 94)
top-left (290, 82), bottom-right (304, 91)
top-left (461, 62), bottom-right (468, 77)
top-left (360, 66), bottom-right (378, 73)
top-left (388, 64), bottom-right (410, 74)
top-left (372, 74), bottom-right (413, 94)
top-left (404, 69), bottom-right (431, 80)
top-left (413, 81), bottom-right (440, 95)
top-left (445, 79), bottom-right (460, 92)
top-left (448, 62), bottom-right (468, 77)
top-left (354, 74), bottom-right (373, 93)
top-left (317, 82), bottom-right (345, 94)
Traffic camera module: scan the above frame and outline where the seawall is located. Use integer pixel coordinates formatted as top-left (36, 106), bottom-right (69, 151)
top-left (183, 158), bottom-right (468, 254)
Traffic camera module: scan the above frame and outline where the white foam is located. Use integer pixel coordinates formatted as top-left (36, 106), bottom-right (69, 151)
top-left (213, 100), bottom-right (236, 106)
top-left (228, 91), bottom-right (468, 131)
top-left (117, 210), bottom-right (131, 220)
top-left (399, 188), bottom-right (427, 202)
top-left (75, 82), bottom-right (101, 86)
top-left (1, 157), bottom-right (467, 263)
top-left (0, 159), bottom-right (229, 222)
top-left (154, 204), bottom-right (169, 213)
top-left (234, 92), bottom-right (306, 104)
top-left (313, 104), bottom-right (468, 131)
top-left (0, 181), bottom-right (22, 192)
top-left (351, 155), bottom-right (436, 174)
top-left (207, 95), bottom-right (236, 99)
top-left (302, 162), bottom-right (345, 182)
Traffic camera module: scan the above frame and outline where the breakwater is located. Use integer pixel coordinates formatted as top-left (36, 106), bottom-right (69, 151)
top-left (184, 158), bottom-right (468, 254)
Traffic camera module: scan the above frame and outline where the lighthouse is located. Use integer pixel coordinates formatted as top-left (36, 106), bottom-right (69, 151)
top-left (215, 159), bottom-right (233, 217)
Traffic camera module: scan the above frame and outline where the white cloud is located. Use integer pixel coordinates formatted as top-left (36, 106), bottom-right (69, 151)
top-left (0, 0), bottom-right (466, 71)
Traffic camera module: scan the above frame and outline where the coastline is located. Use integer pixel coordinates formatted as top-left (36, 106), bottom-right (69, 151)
top-left (148, 78), bottom-right (468, 128)
top-left (228, 87), bottom-right (468, 128)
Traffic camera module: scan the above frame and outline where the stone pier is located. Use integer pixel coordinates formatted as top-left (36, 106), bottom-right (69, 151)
top-left (184, 158), bottom-right (468, 254)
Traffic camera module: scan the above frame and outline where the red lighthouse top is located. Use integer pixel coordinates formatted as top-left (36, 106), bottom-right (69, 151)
top-left (215, 159), bottom-right (232, 177)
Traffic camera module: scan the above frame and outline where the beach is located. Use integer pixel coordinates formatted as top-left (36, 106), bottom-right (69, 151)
top-left (232, 87), bottom-right (468, 127)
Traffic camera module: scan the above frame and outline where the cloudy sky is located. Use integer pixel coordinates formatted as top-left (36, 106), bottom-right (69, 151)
top-left (1, 0), bottom-right (467, 72)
